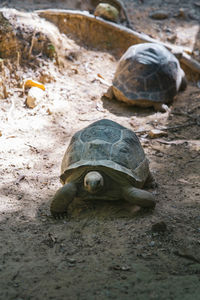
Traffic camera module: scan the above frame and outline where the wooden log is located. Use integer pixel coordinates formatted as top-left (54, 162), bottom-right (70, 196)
top-left (34, 9), bottom-right (200, 80)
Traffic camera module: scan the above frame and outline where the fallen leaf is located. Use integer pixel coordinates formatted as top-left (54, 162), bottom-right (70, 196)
top-left (97, 73), bottom-right (105, 79)
top-left (24, 78), bottom-right (45, 91)
top-left (157, 139), bottom-right (188, 145)
top-left (6, 136), bottom-right (16, 139)
top-left (178, 178), bottom-right (191, 184)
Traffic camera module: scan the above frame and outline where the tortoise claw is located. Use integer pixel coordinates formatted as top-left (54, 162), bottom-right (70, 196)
top-left (51, 211), bottom-right (68, 219)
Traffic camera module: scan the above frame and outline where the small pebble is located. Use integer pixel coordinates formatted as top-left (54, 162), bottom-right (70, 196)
top-left (26, 87), bottom-right (45, 109)
top-left (17, 195), bottom-right (23, 200)
top-left (94, 3), bottom-right (119, 22)
top-left (149, 241), bottom-right (155, 247)
top-left (66, 258), bottom-right (76, 263)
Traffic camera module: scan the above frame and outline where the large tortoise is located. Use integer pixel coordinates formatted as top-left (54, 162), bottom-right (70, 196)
top-left (51, 119), bottom-right (155, 218)
top-left (105, 43), bottom-right (187, 111)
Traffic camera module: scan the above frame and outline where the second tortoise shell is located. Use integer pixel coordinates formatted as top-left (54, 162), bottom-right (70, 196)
top-left (112, 43), bottom-right (186, 105)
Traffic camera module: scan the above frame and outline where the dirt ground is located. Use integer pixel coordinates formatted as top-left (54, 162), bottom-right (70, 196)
top-left (0, 1), bottom-right (200, 299)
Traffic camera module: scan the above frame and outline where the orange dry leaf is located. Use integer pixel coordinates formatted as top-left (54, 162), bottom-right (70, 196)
top-left (24, 79), bottom-right (45, 91)
top-left (97, 73), bottom-right (105, 79)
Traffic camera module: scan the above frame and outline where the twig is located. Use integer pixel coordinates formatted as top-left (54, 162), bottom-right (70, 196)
top-left (16, 51), bottom-right (20, 68)
top-left (25, 143), bottom-right (40, 153)
top-left (93, 75), bottom-right (110, 86)
top-left (28, 30), bottom-right (36, 59)
top-left (134, 122), bottom-right (197, 134)
top-left (0, 59), bottom-right (5, 78)
top-left (0, 60), bottom-right (8, 98)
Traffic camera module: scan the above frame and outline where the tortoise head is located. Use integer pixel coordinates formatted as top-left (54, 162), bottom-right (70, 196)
top-left (84, 171), bottom-right (104, 194)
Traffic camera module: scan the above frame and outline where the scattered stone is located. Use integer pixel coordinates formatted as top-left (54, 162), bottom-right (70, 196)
top-left (149, 10), bottom-right (169, 20)
top-left (152, 221), bottom-right (167, 233)
top-left (26, 87), bottom-right (45, 109)
top-left (148, 129), bottom-right (168, 138)
top-left (94, 3), bottom-right (119, 22)
top-left (149, 241), bottom-right (155, 247)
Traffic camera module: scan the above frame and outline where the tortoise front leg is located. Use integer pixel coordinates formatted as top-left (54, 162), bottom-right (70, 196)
top-left (50, 182), bottom-right (77, 218)
top-left (122, 186), bottom-right (156, 208)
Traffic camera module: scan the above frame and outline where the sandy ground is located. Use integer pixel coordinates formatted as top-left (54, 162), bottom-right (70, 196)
top-left (0, 1), bottom-right (200, 299)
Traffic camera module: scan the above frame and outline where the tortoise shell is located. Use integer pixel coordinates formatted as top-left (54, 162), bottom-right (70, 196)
top-left (112, 43), bottom-right (186, 106)
top-left (60, 119), bottom-right (150, 185)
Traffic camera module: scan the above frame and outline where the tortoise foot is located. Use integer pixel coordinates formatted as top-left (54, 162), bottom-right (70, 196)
top-left (123, 186), bottom-right (156, 208)
top-left (50, 183), bottom-right (77, 218)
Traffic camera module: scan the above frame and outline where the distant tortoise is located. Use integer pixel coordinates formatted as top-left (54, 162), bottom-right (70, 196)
top-left (105, 43), bottom-right (187, 111)
top-left (51, 119), bottom-right (156, 218)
